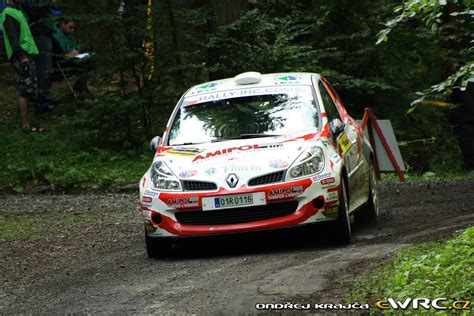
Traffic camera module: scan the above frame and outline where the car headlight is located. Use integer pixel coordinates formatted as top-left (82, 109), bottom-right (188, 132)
top-left (150, 161), bottom-right (182, 191)
top-left (286, 146), bottom-right (325, 180)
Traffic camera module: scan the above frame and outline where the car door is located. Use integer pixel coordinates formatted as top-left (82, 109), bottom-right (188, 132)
top-left (318, 79), bottom-right (365, 209)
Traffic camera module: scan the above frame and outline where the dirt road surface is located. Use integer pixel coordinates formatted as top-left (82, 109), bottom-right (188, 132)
top-left (1, 179), bottom-right (473, 314)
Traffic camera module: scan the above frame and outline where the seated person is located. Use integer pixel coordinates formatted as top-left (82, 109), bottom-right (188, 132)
top-left (52, 18), bottom-right (93, 96)
top-left (53, 19), bottom-right (79, 58)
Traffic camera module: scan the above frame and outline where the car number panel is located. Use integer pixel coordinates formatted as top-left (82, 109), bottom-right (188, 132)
top-left (202, 192), bottom-right (266, 211)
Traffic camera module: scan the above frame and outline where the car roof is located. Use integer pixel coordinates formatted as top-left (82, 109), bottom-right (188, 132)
top-left (184, 72), bottom-right (321, 98)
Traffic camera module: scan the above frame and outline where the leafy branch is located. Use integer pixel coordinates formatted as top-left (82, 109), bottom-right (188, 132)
top-left (376, 0), bottom-right (473, 110)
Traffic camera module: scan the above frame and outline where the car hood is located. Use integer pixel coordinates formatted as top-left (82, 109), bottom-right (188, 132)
top-left (156, 133), bottom-right (322, 182)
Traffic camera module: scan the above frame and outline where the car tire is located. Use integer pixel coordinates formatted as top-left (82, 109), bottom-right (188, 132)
top-left (145, 232), bottom-right (172, 258)
top-left (331, 178), bottom-right (351, 245)
top-left (355, 161), bottom-right (379, 225)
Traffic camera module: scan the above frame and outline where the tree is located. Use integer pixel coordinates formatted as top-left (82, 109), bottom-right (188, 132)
top-left (377, 0), bottom-right (473, 104)
top-left (377, 0), bottom-right (474, 170)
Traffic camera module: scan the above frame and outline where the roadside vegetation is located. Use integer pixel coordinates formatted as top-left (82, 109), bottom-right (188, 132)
top-left (0, 72), bottom-right (151, 192)
top-left (1, 0), bottom-right (472, 192)
top-left (0, 208), bottom-right (129, 240)
top-left (347, 227), bottom-right (474, 314)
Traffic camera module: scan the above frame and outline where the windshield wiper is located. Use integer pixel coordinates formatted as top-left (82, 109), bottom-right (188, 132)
top-left (211, 134), bottom-right (281, 143)
top-left (171, 142), bottom-right (204, 146)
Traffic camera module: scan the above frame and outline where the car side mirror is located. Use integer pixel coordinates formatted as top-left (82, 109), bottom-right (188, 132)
top-left (329, 118), bottom-right (345, 137)
top-left (149, 136), bottom-right (161, 154)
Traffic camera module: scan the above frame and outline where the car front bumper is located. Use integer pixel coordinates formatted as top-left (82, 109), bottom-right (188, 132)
top-left (140, 174), bottom-right (342, 238)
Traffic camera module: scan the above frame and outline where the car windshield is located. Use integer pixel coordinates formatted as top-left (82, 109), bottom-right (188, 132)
top-left (167, 86), bottom-right (319, 145)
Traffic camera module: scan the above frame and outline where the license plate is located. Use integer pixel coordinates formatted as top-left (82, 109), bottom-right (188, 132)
top-left (202, 192), bottom-right (266, 211)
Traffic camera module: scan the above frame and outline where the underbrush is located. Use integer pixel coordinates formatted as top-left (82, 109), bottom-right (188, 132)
top-left (346, 227), bottom-right (474, 314)
top-left (381, 171), bottom-right (474, 182)
top-left (0, 83), bottom-right (154, 192)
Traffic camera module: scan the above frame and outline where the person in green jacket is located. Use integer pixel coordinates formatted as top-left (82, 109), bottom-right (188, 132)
top-left (52, 18), bottom-right (78, 57)
top-left (52, 18), bottom-right (93, 96)
top-left (0, 0), bottom-right (42, 131)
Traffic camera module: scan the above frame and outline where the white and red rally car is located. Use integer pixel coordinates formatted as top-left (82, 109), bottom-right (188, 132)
top-left (140, 72), bottom-right (378, 258)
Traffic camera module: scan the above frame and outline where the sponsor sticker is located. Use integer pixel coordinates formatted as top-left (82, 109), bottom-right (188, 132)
top-left (179, 170), bottom-right (197, 178)
top-left (142, 196), bottom-right (153, 203)
top-left (205, 167), bottom-right (216, 176)
top-left (181, 99), bottom-right (198, 107)
top-left (331, 154), bottom-right (342, 163)
top-left (269, 159), bottom-right (289, 169)
top-left (193, 143), bottom-right (283, 162)
top-left (167, 197), bottom-right (199, 208)
top-left (268, 186), bottom-right (303, 200)
top-left (312, 172), bottom-right (332, 182)
top-left (186, 86), bottom-right (307, 105)
top-left (326, 191), bottom-right (338, 202)
top-left (165, 147), bottom-right (203, 157)
top-left (320, 177), bottom-right (335, 185)
top-left (223, 164), bottom-right (262, 173)
top-left (144, 190), bottom-right (159, 197)
top-left (274, 75), bottom-right (302, 84)
top-left (325, 205), bottom-right (338, 214)
top-left (188, 82), bottom-right (221, 96)
top-left (338, 133), bottom-right (352, 153)
top-left (142, 210), bottom-right (152, 220)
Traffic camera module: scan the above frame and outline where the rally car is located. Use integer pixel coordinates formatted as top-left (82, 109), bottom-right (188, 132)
top-left (140, 72), bottom-right (379, 258)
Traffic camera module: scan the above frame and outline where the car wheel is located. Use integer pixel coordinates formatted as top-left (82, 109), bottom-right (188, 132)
top-left (355, 161), bottom-right (379, 225)
top-left (145, 231), bottom-right (172, 258)
top-left (331, 178), bottom-right (351, 245)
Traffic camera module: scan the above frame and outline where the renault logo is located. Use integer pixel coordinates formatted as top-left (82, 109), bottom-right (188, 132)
top-left (226, 174), bottom-right (239, 188)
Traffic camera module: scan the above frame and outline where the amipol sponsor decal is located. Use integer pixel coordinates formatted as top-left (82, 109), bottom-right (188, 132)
top-left (193, 143), bottom-right (283, 162)
top-left (167, 197), bottom-right (199, 208)
top-left (268, 186), bottom-right (303, 200)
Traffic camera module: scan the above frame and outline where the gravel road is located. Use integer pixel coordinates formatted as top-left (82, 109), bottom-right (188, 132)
top-left (1, 179), bottom-right (473, 314)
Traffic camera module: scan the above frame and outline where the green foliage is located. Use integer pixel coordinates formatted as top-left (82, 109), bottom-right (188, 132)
top-left (377, 0), bottom-right (474, 102)
top-left (347, 227), bottom-right (474, 313)
top-left (412, 62), bottom-right (474, 109)
top-left (0, 209), bottom-right (129, 240)
top-left (396, 106), bottom-right (464, 174)
top-left (1, 0), bottom-right (469, 190)
top-left (0, 91), bottom-right (151, 191)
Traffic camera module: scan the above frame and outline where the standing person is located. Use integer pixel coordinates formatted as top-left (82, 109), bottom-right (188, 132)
top-left (0, 0), bottom-right (42, 131)
top-left (27, 1), bottom-right (59, 114)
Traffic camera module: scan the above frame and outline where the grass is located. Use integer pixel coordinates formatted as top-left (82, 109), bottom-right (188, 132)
top-left (0, 75), bottom-right (153, 192)
top-left (0, 210), bottom-right (129, 240)
top-left (381, 171), bottom-right (474, 183)
top-left (346, 227), bottom-right (474, 314)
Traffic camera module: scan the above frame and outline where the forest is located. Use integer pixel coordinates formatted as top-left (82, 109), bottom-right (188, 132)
top-left (0, 0), bottom-right (473, 190)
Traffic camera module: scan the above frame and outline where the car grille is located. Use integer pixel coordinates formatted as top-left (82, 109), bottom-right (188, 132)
top-left (182, 180), bottom-right (217, 191)
top-left (175, 201), bottom-right (298, 226)
top-left (248, 171), bottom-right (285, 186)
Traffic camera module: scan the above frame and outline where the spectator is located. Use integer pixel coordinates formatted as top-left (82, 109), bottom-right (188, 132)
top-left (0, 0), bottom-right (44, 132)
top-left (53, 19), bottom-right (78, 57)
top-left (26, 1), bottom-right (60, 114)
top-left (52, 18), bottom-right (93, 97)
